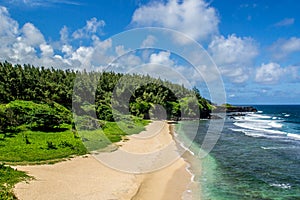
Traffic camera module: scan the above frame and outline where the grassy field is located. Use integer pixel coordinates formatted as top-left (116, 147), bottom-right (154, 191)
top-left (0, 119), bottom-right (149, 163)
top-left (0, 124), bottom-right (87, 164)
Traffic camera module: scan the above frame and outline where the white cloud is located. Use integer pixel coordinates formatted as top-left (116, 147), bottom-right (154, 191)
top-left (60, 25), bottom-right (69, 44)
top-left (40, 43), bottom-right (54, 57)
top-left (70, 46), bottom-right (94, 67)
top-left (131, 0), bottom-right (219, 42)
top-left (141, 35), bottom-right (156, 48)
top-left (220, 67), bottom-right (249, 83)
top-left (255, 62), bottom-right (298, 84)
top-left (208, 34), bottom-right (258, 83)
top-left (149, 51), bottom-right (174, 66)
top-left (255, 63), bottom-right (283, 84)
top-left (0, 6), bottom-right (18, 38)
top-left (273, 18), bottom-right (295, 27)
top-left (270, 37), bottom-right (300, 59)
top-left (115, 45), bottom-right (126, 57)
top-left (72, 17), bottom-right (105, 39)
top-left (21, 23), bottom-right (45, 46)
top-left (91, 38), bottom-right (114, 67)
top-left (7, 0), bottom-right (81, 7)
top-left (61, 44), bottom-right (73, 56)
top-left (0, 6), bottom-right (113, 70)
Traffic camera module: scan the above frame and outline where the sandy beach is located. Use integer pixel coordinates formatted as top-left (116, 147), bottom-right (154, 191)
top-left (13, 121), bottom-right (194, 200)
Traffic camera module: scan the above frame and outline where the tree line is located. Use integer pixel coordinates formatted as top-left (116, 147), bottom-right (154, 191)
top-left (0, 61), bottom-right (212, 131)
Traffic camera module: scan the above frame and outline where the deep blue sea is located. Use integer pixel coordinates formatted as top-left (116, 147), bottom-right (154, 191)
top-left (176, 105), bottom-right (300, 200)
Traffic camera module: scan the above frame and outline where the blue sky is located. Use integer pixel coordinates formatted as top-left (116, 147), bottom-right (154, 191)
top-left (0, 0), bottom-right (299, 104)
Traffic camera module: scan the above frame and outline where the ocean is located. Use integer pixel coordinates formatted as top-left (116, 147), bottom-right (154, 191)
top-left (176, 105), bottom-right (300, 200)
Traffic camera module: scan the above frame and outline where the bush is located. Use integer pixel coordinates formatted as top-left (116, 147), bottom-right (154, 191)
top-left (0, 100), bottom-right (72, 132)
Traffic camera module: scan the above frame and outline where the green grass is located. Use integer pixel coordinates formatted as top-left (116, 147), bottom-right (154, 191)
top-left (0, 164), bottom-right (30, 200)
top-left (0, 128), bottom-right (87, 164)
top-left (0, 118), bottom-right (150, 163)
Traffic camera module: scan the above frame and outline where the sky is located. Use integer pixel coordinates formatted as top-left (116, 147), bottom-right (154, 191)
top-left (0, 0), bottom-right (299, 104)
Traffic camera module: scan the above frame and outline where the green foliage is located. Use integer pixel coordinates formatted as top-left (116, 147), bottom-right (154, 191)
top-left (0, 100), bottom-right (72, 133)
top-left (0, 164), bottom-right (30, 199)
top-left (0, 61), bottom-right (75, 109)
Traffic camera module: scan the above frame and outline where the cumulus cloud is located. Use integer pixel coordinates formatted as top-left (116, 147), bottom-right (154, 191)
top-left (0, 6), bottom-right (113, 70)
top-left (0, 7), bottom-right (18, 38)
top-left (149, 51), bottom-right (174, 66)
top-left (208, 34), bottom-right (258, 83)
top-left (21, 23), bottom-right (45, 46)
top-left (255, 62), bottom-right (298, 84)
top-left (40, 43), bottom-right (54, 57)
top-left (270, 37), bottom-right (300, 59)
top-left (131, 0), bottom-right (219, 42)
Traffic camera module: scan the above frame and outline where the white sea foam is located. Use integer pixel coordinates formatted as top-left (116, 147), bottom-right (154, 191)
top-left (231, 110), bottom-right (300, 142)
top-left (268, 121), bottom-right (283, 128)
top-left (244, 131), bottom-right (286, 139)
top-left (261, 146), bottom-right (278, 150)
top-left (230, 128), bottom-right (246, 132)
top-left (287, 133), bottom-right (300, 140)
top-left (178, 140), bottom-right (195, 156)
top-left (247, 113), bottom-right (271, 119)
top-left (270, 183), bottom-right (291, 189)
top-left (231, 111), bottom-right (294, 140)
top-left (261, 146), bottom-right (300, 150)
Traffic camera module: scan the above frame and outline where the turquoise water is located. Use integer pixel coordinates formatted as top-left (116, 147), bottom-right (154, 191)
top-left (176, 105), bottom-right (300, 200)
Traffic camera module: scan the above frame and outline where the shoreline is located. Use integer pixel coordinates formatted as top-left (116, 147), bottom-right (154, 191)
top-left (171, 123), bottom-right (203, 200)
top-left (13, 121), bottom-right (196, 200)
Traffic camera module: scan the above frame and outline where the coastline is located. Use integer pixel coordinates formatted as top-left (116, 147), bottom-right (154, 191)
top-left (13, 121), bottom-right (196, 200)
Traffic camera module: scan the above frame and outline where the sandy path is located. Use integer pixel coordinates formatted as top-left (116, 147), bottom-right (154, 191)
top-left (13, 121), bottom-right (193, 200)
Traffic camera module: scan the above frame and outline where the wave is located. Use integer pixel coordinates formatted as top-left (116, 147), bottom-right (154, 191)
top-left (268, 121), bottom-right (283, 128)
top-left (247, 113), bottom-right (272, 119)
top-left (229, 111), bottom-right (300, 141)
top-left (243, 131), bottom-right (287, 139)
top-left (230, 111), bottom-right (300, 143)
top-left (287, 133), bottom-right (300, 140)
top-left (233, 122), bottom-right (286, 135)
